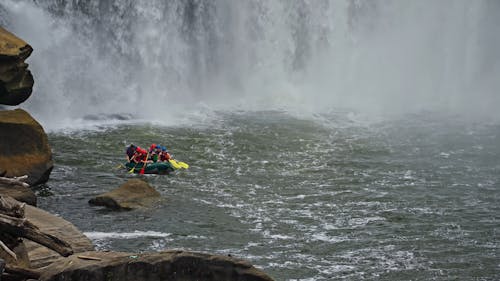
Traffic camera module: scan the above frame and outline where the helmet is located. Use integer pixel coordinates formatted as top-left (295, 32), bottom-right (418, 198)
top-left (150, 144), bottom-right (156, 150)
top-left (141, 148), bottom-right (148, 154)
top-left (136, 147), bottom-right (141, 152)
top-left (162, 146), bottom-right (167, 151)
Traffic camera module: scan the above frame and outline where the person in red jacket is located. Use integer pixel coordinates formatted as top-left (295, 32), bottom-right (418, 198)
top-left (131, 147), bottom-right (150, 164)
top-left (130, 147), bottom-right (141, 163)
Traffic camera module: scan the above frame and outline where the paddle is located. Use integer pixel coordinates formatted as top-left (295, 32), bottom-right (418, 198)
top-left (139, 152), bottom-right (150, 174)
top-left (177, 160), bottom-right (189, 169)
top-left (128, 162), bottom-right (140, 174)
top-left (115, 164), bottom-right (125, 169)
top-left (169, 159), bottom-right (189, 169)
top-left (168, 159), bottom-right (181, 169)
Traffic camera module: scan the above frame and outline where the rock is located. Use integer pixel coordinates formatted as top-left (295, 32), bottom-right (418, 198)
top-left (0, 27), bottom-right (34, 105)
top-left (0, 109), bottom-right (53, 185)
top-left (39, 250), bottom-right (274, 281)
top-left (0, 184), bottom-right (36, 206)
top-left (23, 204), bottom-right (94, 268)
top-left (89, 179), bottom-right (161, 210)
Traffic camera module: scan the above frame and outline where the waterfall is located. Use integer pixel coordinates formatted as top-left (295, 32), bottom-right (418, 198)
top-left (2, 0), bottom-right (499, 127)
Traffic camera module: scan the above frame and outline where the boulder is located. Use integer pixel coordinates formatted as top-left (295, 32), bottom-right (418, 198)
top-left (89, 179), bottom-right (161, 210)
top-left (0, 27), bottom-right (34, 105)
top-left (0, 109), bottom-right (53, 185)
top-left (39, 250), bottom-right (274, 281)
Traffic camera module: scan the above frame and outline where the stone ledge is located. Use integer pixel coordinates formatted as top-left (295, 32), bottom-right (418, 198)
top-left (40, 250), bottom-right (274, 281)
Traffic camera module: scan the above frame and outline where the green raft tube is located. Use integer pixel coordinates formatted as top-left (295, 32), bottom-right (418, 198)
top-left (125, 161), bottom-right (175, 174)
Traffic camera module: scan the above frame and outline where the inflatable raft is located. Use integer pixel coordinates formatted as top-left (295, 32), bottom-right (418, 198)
top-left (125, 161), bottom-right (175, 174)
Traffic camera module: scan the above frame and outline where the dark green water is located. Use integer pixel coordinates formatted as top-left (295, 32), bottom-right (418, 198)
top-left (38, 111), bottom-right (499, 280)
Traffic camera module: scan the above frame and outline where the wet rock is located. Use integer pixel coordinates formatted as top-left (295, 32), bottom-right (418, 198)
top-left (89, 179), bottom-right (161, 210)
top-left (0, 27), bottom-right (34, 105)
top-left (39, 250), bottom-right (274, 281)
top-left (0, 109), bottom-right (53, 185)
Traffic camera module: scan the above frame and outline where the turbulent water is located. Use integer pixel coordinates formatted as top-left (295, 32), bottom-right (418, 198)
top-left (37, 111), bottom-right (499, 280)
top-left (2, 0), bottom-right (500, 280)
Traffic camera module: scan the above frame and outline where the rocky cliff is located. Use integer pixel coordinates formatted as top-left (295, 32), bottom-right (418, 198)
top-left (0, 27), bottom-right (34, 106)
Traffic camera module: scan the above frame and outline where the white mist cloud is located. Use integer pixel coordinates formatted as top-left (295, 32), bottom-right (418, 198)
top-left (2, 0), bottom-right (499, 128)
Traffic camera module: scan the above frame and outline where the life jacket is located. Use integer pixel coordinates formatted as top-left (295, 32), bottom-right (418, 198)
top-left (160, 152), bottom-right (171, 161)
top-left (132, 151), bottom-right (148, 163)
top-left (131, 153), bottom-right (140, 163)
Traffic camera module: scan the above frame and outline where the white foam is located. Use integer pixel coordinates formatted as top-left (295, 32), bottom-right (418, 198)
top-left (84, 230), bottom-right (171, 240)
top-left (310, 232), bottom-right (349, 243)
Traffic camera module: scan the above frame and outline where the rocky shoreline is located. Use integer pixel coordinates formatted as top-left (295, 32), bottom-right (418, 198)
top-left (0, 27), bottom-right (274, 281)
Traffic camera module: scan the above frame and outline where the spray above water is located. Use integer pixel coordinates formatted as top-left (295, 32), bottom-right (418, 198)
top-left (2, 0), bottom-right (499, 129)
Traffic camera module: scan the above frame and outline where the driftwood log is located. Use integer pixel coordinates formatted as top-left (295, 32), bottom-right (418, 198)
top-left (0, 195), bottom-right (73, 280)
top-left (0, 176), bottom-right (30, 188)
top-left (0, 213), bottom-right (74, 257)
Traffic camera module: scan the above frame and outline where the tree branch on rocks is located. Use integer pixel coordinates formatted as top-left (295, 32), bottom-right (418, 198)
top-left (0, 239), bottom-right (17, 260)
top-left (0, 195), bottom-right (25, 218)
top-left (0, 213), bottom-right (73, 257)
top-left (0, 175), bottom-right (30, 188)
top-left (0, 195), bottom-right (73, 280)
top-left (0, 195), bottom-right (73, 258)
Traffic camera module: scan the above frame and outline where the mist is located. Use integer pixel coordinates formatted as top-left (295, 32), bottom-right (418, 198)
top-left (2, 0), bottom-right (499, 127)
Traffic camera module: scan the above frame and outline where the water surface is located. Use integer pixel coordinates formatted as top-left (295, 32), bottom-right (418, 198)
top-left (39, 111), bottom-right (499, 280)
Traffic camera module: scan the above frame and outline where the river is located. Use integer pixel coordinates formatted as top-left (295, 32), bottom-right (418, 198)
top-left (37, 111), bottom-right (499, 280)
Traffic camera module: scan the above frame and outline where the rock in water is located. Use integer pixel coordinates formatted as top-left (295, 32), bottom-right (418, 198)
top-left (0, 109), bottom-right (53, 185)
top-left (89, 179), bottom-right (161, 210)
top-left (0, 27), bottom-right (34, 106)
